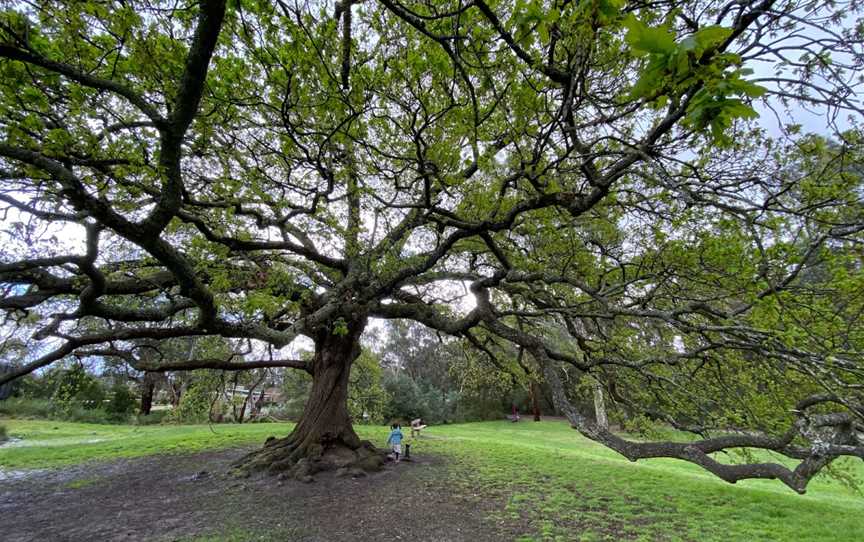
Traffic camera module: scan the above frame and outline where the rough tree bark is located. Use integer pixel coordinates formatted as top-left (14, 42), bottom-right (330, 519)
top-left (251, 387), bottom-right (266, 420)
top-left (516, 343), bottom-right (541, 421)
top-left (139, 371), bottom-right (157, 416)
top-left (530, 380), bottom-right (542, 422)
top-left (169, 380), bottom-right (182, 407)
top-left (592, 378), bottom-right (608, 430)
top-left (235, 316), bottom-right (384, 480)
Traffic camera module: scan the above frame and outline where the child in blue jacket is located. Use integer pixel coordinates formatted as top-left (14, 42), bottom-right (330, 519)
top-left (387, 423), bottom-right (404, 463)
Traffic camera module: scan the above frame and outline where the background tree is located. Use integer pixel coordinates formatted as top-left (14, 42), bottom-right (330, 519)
top-left (138, 371), bottom-right (161, 416)
top-left (0, 361), bottom-right (14, 400)
top-left (0, 0), bottom-right (861, 488)
top-left (348, 348), bottom-right (390, 424)
top-left (105, 381), bottom-right (136, 421)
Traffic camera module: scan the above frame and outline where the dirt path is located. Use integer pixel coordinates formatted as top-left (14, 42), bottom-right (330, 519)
top-left (0, 446), bottom-right (523, 541)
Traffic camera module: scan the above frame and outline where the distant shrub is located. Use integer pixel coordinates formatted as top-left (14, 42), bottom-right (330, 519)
top-left (170, 372), bottom-right (222, 423)
top-left (260, 404), bottom-right (302, 422)
top-left (0, 424), bottom-right (7, 443)
top-left (382, 372), bottom-right (459, 425)
top-left (135, 411), bottom-right (169, 425)
top-left (348, 349), bottom-right (390, 425)
top-left (62, 405), bottom-right (113, 424)
top-left (12, 374), bottom-right (52, 399)
top-left (278, 369), bottom-right (312, 421)
top-left (453, 389), bottom-right (515, 422)
top-left (0, 397), bottom-right (120, 424)
top-left (50, 365), bottom-right (106, 413)
top-left (0, 397), bottom-right (53, 419)
top-left (106, 384), bottom-right (137, 421)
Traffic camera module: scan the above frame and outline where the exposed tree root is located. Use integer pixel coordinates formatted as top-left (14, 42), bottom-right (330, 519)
top-left (234, 432), bottom-right (385, 482)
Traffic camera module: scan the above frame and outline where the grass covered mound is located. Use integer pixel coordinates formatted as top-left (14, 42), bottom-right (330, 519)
top-left (1, 418), bottom-right (862, 541)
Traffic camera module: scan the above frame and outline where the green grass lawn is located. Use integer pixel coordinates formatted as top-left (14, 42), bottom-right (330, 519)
top-left (0, 418), bottom-right (288, 469)
top-left (2, 418), bottom-right (862, 541)
top-left (418, 421), bottom-right (864, 541)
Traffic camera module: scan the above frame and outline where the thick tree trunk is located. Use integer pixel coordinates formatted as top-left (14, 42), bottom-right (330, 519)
top-left (251, 388), bottom-right (266, 419)
top-left (139, 371), bottom-right (157, 416)
top-left (530, 380), bottom-right (541, 421)
top-left (593, 378), bottom-right (608, 430)
top-left (169, 378), bottom-right (183, 407)
top-left (235, 317), bottom-right (383, 479)
top-left (515, 345), bottom-right (542, 422)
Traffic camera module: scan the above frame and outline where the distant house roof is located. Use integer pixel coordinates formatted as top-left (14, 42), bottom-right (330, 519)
top-left (226, 385), bottom-right (284, 404)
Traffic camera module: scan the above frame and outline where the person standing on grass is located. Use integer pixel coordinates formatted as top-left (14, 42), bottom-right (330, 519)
top-left (387, 423), bottom-right (404, 463)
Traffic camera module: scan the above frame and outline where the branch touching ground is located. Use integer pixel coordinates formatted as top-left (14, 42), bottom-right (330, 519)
top-left (537, 351), bottom-right (864, 494)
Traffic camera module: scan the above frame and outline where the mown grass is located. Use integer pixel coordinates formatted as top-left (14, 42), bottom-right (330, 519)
top-left (421, 421), bottom-right (864, 541)
top-left (2, 417), bottom-right (862, 541)
top-left (0, 418), bottom-right (290, 469)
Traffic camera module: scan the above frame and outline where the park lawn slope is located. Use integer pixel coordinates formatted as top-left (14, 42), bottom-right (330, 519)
top-left (0, 418), bottom-right (295, 469)
top-left (2, 418), bottom-right (862, 541)
top-left (423, 421), bottom-right (864, 541)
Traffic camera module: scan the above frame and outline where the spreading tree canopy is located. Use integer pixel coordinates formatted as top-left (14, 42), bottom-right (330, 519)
top-left (0, 0), bottom-right (862, 488)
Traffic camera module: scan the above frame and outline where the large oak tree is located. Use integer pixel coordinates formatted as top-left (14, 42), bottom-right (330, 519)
top-left (0, 0), bottom-right (862, 488)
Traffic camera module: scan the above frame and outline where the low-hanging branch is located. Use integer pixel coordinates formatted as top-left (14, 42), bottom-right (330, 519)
top-left (538, 349), bottom-right (864, 494)
top-left (74, 348), bottom-right (311, 374)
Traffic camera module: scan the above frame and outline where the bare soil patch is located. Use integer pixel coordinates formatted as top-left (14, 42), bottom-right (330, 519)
top-left (0, 445), bottom-right (525, 541)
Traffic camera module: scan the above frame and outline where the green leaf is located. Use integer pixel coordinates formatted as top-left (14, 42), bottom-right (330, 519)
top-left (693, 26), bottom-right (732, 52)
top-left (624, 17), bottom-right (676, 56)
